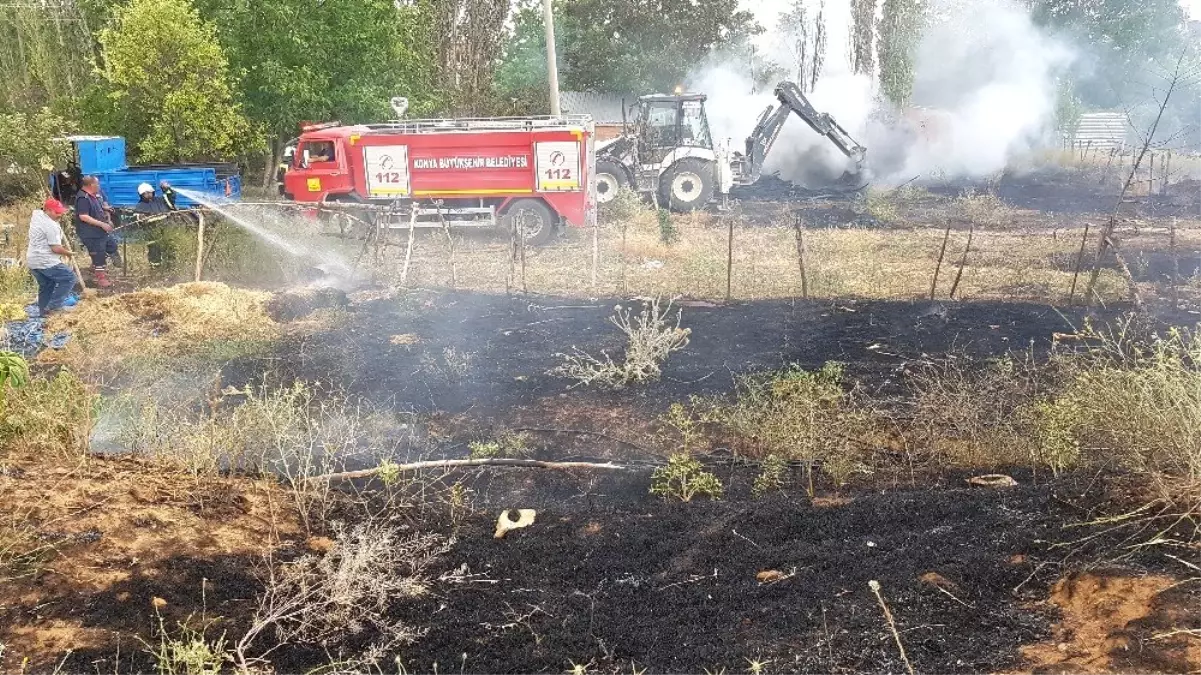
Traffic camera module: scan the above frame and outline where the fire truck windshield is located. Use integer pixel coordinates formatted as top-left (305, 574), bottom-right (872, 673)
top-left (302, 141), bottom-right (336, 165)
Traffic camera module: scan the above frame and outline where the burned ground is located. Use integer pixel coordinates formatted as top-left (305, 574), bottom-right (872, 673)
top-left (396, 470), bottom-right (1195, 675)
top-left (21, 455), bottom-right (1198, 675)
top-left (5, 168), bottom-right (1201, 672)
top-left (253, 290), bottom-right (1122, 426)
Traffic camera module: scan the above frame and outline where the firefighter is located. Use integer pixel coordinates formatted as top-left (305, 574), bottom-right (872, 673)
top-left (133, 182), bottom-right (171, 215)
top-left (73, 175), bottom-right (121, 288)
top-left (159, 180), bottom-right (179, 210)
top-left (26, 198), bottom-right (78, 317)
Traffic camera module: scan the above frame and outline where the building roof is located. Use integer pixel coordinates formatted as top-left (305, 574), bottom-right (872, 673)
top-left (560, 91), bottom-right (637, 124)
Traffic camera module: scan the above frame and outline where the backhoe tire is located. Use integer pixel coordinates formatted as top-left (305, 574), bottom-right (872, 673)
top-left (660, 158), bottom-right (715, 212)
top-left (595, 159), bottom-right (628, 204)
top-left (502, 198), bottom-right (557, 246)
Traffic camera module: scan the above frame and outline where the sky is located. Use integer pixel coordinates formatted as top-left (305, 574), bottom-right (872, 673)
top-left (1182, 0), bottom-right (1201, 18)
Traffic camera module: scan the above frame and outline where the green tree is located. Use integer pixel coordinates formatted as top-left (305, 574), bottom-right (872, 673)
top-left (0, 108), bottom-right (75, 200)
top-left (778, 0), bottom-right (828, 91)
top-left (0, 2), bottom-right (96, 114)
top-left (500, 0), bottom-right (760, 99)
top-left (93, 0), bottom-right (258, 163)
top-left (191, 0), bottom-right (437, 184)
top-left (1029, 0), bottom-right (1188, 108)
top-left (877, 0), bottom-right (925, 107)
top-left (428, 0), bottom-right (511, 114)
top-left (494, 1), bottom-right (552, 112)
top-left (849, 0), bottom-right (877, 76)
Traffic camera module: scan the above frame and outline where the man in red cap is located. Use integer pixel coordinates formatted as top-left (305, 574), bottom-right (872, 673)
top-left (26, 198), bottom-right (78, 317)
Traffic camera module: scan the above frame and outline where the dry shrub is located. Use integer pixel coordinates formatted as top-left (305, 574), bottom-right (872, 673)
top-left (551, 297), bottom-right (690, 388)
top-left (235, 521), bottom-right (455, 671)
top-left (861, 187), bottom-right (902, 224)
top-left (0, 368), bottom-right (96, 457)
top-left (858, 185), bottom-right (936, 225)
top-left (696, 363), bottom-right (876, 485)
top-left (954, 188), bottom-right (1013, 226)
top-left (115, 380), bottom-right (398, 531)
top-left (906, 354), bottom-right (1046, 468)
top-left (41, 282), bottom-right (278, 374)
top-left (1028, 325), bottom-right (1201, 504)
top-left (0, 263), bottom-right (34, 308)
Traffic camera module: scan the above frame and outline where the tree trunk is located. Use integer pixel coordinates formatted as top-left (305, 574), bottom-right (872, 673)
top-left (261, 137), bottom-right (281, 189)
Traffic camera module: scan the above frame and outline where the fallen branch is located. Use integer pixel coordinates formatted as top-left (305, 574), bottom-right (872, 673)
top-left (1105, 236), bottom-right (1143, 308)
top-left (869, 580), bottom-right (916, 675)
top-left (311, 458), bottom-right (628, 482)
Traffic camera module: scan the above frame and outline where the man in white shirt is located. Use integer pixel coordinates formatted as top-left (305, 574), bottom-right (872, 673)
top-left (26, 198), bottom-right (78, 317)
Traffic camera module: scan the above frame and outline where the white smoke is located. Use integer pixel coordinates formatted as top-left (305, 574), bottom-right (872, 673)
top-left (689, 0), bottom-right (1073, 185)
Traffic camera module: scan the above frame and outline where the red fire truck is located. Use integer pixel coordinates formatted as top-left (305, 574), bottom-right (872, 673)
top-left (282, 102), bottom-right (596, 245)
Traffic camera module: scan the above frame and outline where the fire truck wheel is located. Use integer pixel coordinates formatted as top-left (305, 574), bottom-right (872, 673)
top-left (503, 199), bottom-right (557, 246)
top-left (660, 158), bottom-right (714, 212)
top-left (595, 159), bottom-right (627, 204)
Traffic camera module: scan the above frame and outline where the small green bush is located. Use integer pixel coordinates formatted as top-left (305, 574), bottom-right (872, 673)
top-left (696, 362), bottom-right (872, 485)
top-left (650, 453), bottom-right (723, 502)
top-left (144, 613), bottom-right (231, 675)
top-left (752, 454), bottom-right (789, 497)
top-left (468, 431), bottom-right (530, 459)
top-left (656, 208), bottom-right (678, 245)
top-left (598, 187), bottom-right (644, 223)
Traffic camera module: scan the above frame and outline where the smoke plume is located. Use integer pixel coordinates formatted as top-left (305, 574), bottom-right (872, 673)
top-left (690, 0), bottom-right (1074, 185)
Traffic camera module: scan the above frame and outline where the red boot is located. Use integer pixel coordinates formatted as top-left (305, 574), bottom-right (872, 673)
top-left (93, 269), bottom-right (112, 288)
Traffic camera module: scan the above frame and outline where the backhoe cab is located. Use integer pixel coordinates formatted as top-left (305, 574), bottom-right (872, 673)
top-left (594, 81), bottom-right (866, 211)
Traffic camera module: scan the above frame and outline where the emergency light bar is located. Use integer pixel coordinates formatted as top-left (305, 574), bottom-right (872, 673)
top-left (301, 121), bottom-right (343, 132)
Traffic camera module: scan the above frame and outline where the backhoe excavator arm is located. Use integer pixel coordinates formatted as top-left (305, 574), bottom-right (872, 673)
top-left (739, 81), bottom-right (866, 184)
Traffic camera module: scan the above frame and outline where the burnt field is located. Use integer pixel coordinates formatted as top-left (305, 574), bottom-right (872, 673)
top-left (258, 291), bottom-right (1109, 436)
top-left (3, 167), bottom-right (1201, 673)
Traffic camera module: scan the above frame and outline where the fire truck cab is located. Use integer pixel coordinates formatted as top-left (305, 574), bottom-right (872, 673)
top-left (282, 110), bottom-right (596, 245)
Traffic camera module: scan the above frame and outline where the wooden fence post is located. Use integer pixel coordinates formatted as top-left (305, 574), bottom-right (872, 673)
top-left (194, 211), bottom-right (206, 282)
top-left (725, 216), bottom-right (734, 302)
top-left (930, 223), bottom-right (952, 300)
top-left (948, 222), bottom-right (974, 300)
top-left (792, 211), bottom-right (808, 299)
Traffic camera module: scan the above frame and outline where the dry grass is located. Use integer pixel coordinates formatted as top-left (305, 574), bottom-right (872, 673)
top-left (0, 368), bottom-right (96, 458)
top-left (1032, 323), bottom-right (1201, 495)
top-left (904, 353), bottom-right (1048, 470)
top-left (111, 379), bottom-right (407, 532)
top-left (0, 513), bottom-right (58, 584)
top-left (39, 282), bottom-right (279, 376)
top-left (362, 214), bottom-right (1132, 304)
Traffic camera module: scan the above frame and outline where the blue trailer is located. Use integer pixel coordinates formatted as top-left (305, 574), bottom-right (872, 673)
top-left (49, 136), bottom-right (242, 208)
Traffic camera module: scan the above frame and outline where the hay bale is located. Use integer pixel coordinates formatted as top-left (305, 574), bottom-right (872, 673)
top-left (266, 287), bottom-right (349, 322)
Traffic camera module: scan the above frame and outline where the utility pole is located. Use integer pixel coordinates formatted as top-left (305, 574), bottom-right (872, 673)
top-left (543, 0), bottom-right (561, 115)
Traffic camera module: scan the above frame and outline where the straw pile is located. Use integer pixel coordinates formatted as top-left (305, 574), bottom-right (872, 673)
top-left (41, 282), bottom-right (278, 367)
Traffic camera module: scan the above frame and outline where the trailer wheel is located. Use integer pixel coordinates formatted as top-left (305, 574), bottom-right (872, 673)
top-left (595, 159), bottom-right (628, 204)
top-left (660, 158), bottom-right (715, 212)
top-left (503, 198), bottom-right (557, 246)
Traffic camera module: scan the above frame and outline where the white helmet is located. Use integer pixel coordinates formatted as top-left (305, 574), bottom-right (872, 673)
top-left (137, 182), bottom-right (154, 195)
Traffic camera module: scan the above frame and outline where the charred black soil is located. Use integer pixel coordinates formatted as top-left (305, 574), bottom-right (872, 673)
top-left (345, 470), bottom-right (1195, 674)
top-left (247, 291), bottom-right (1120, 431)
